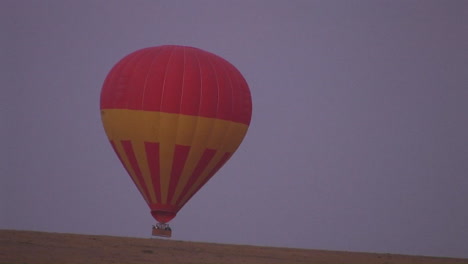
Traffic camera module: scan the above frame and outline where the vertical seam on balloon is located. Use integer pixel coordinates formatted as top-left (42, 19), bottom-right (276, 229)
top-left (167, 145), bottom-right (190, 203)
top-left (179, 46), bottom-right (186, 113)
top-left (219, 56), bottom-right (234, 122)
top-left (167, 47), bottom-right (186, 204)
top-left (140, 48), bottom-right (161, 109)
top-left (171, 46), bottom-right (185, 142)
top-left (228, 62), bottom-right (235, 123)
top-left (145, 142), bottom-right (162, 203)
top-left (158, 47), bottom-right (175, 204)
top-left (159, 47), bottom-right (175, 112)
top-left (190, 48), bottom-right (204, 151)
top-left (207, 53), bottom-right (221, 120)
top-left (126, 49), bottom-right (153, 109)
top-left (194, 49), bottom-right (204, 119)
top-left (204, 53), bottom-right (220, 142)
top-left (191, 48), bottom-right (204, 149)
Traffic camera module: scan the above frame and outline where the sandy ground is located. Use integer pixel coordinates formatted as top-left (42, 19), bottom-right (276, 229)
top-left (1, 230), bottom-right (467, 264)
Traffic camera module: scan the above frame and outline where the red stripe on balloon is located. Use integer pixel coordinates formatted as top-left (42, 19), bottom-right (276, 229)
top-left (175, 148), bottom-right (217, 206)
top-left (121, 140), bottom-right (151, 203)
top-left (110, 140), bottom-right (126, 172)
top-left (179, 152), bottom-right (232, 209)
top-left (110, 140), bottom-right (142, 196)
top-left (205, 152), bottom-right (232, 186)
top-left (110, 140), bottom-right (136, 185)
top-left (145, 142), bottom-right (162, 203)
top-left (167, 145), bottom-right (191, 203)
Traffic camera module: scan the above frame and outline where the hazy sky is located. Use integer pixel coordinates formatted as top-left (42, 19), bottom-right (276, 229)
top-left (2, 0), bottom-right (468, 259)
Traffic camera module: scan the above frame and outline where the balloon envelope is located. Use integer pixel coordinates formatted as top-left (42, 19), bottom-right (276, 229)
top-left (100, 45), bottom-right (252, 223)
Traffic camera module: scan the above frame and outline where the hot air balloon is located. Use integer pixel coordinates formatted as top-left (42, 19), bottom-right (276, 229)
top-left (100, 45), bottom-right (252, 237)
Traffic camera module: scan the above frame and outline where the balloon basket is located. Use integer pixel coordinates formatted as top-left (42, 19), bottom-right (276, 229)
top-left (152, 223), bottom-right (172, 238)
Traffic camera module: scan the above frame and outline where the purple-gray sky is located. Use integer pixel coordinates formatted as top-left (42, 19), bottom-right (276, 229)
top-left (2, 0), bottom-right (468, 259)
